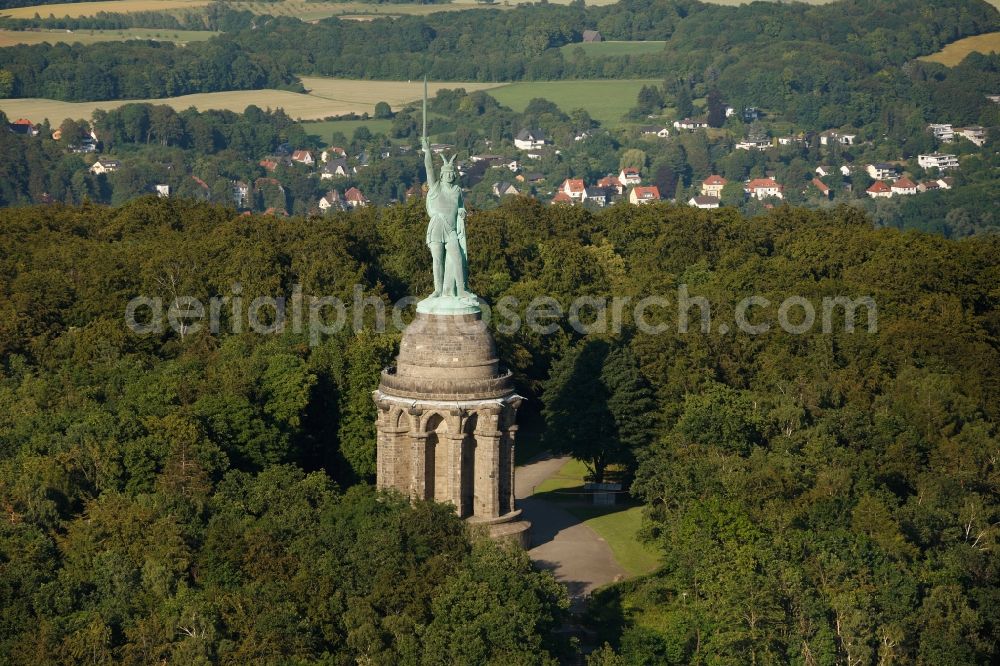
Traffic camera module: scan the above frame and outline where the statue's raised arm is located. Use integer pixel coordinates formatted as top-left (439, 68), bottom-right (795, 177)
top-left (422, 136), bottom-right (437, 190)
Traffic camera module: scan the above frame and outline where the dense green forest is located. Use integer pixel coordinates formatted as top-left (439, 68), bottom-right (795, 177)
top-left (1, 197), bottom-right (998, 662)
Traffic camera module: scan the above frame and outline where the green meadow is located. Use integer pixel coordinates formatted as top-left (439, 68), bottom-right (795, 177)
top-left (488, 79), bottom-right (661, 127)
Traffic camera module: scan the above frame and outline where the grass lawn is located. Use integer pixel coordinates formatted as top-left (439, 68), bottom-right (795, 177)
top-left (919, 31), bottom-right (1000, 66)
top-left (302, 118), bottom-right (393, 141)
top-left (0, 0), bottom-right (210, 19)
top-left (488, 79), bottom-right (660, 127)
top-left (532, 458), bottom-right (660, 578)
top-left (559, 40), bottom-right (666, 57)
top-left (0, 27), bottom-right (217, 46)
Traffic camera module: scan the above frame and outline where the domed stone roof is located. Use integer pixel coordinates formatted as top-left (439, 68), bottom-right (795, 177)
top-left (379, 312), bottom-right (513, 400)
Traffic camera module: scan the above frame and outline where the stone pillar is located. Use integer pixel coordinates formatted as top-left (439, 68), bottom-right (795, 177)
top-left (410, 432), bottom-right (428, 500)
top-left (505, 424), bottom-right (519, 514)
top-left (475, 427), bottom-right (501, 518)
top-left (446, 432), bottom-right (465, 514)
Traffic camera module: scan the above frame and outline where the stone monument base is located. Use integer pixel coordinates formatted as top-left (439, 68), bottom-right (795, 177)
top-left (468, 509), bottom-right (531, 547)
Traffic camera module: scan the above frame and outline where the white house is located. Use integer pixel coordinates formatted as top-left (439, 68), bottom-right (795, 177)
top-left (928, 123), bottom-right (954, 142)
top-left (688, 195), bottom-right (720, 209)
top-left (585, 187), bottom-right (607, 207)
top-left (291, 150), bottom-right (315, 166)
top-left (840, 165), bottom-right (853, 177)
top-left (815, 166), bottom-right (835, 178)
top-left (155, 184), bottom-right (170, 198)
top-left (629, 186), bottom-right (661, 204)
top-left (735, 138), bottom-right (770, 151)
top-left (514, 129), bottom-right (547, 150)
top-left (321, 146), bottom-right (346, 162)
top-left (746, 178), bottom-right (784, 200)
top-left (318, 190), bottom-right (343, 212)
top-left (890, 177), bottom-right (918, 196)
top-left (560, 178), bottom-right (587, 202)
top-left (866, 181), bottom-right (893, 198)
top-left (344, 187), bottom-right (368, 208)
top-left (673, 118), bottom-right (708, 130)
top-left (321, 159), bottom-right (349, 179)
top-left (866, 163), bottom-right (897, 181)
top-left (819, 130), bottom-right (857, 146)
top-left (89, 158), bottom-right (120, 175)
top-left (918, 153), bottom-right (959, 170)
top-left (955, 126), bottom-right (986, 147)
top-left (640, 126), bottom-right (671, 138)
top-left (618, 167), bottom-right (642, 187)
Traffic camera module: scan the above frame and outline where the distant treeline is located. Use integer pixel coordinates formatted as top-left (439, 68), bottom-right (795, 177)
top-left (0, 4), bottom-right (257, 32)
top-left (0, 38), bottom-right (297, 101)
top-left (1, 0), bottom-right (997, 108)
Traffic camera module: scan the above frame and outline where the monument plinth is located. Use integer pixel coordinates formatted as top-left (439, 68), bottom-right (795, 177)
top-left (374, 312), bottom-right (530, 544)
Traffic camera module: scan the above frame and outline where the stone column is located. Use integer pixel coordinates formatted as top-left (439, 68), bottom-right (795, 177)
top-left (409, 432), bottom-right (428, 500)
top-left (446, 432), bottom-right (466, 514)
top-left (505, 424), bottom-right (519, 514)
top-left (475, 427), bottom-right (501, 518)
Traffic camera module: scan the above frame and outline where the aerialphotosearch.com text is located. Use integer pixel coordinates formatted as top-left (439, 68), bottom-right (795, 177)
top-left (125, 284), bottom-right (877, 345)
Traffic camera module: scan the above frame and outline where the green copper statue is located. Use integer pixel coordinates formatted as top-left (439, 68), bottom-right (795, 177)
top-left (417, 80), bottom-right (479, 315)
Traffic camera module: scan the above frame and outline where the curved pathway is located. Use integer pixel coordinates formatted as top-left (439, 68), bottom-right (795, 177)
top-left (515, 454), bottom-right (626, 612)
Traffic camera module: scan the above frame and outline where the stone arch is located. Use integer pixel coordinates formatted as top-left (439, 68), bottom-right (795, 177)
top-left (390, 407), bottom-right (408, 431)
top-left (461, 413), bottom-right (478, 517)
top-left (423, 413), bottom-right (449, 503)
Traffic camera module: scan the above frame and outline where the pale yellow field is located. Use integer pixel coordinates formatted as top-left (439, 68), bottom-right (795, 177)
top-left (0, 77), bottom-right (504, 124)
top-left (0, 0), bottom-right (210, 19)
top-left (241, 0), bottom-right (619, 21)
top-left (919, 31), bottom-right (1000, 66)
top-left (0, 27), bottom-right (217, 46)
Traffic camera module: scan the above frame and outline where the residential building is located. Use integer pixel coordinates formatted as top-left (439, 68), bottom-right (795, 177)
top-left (318, 190), bottom-right (343, 212)
top-left (597, 175), bottom-right (622, 195)
top-left (955, 126), bottom-right (986, 147)
top-left (700, 175), bottom-right (727, 198)
top-left (560, 178), bottom-right (587, 202)
top-left (866, 181), bottom-right (893, 198)
top-left (321, 146), bottom-right (346, 162)
top-left (629, 186), bottom-right (661, 204)
top-left (155, 184), bottom-right (170, 198)
top-left (673, 118), bottom-right (708, 130)
top-left (819, 129), bottom-right (857, 145)
top-left (891, 177), bottom-right (918, 196)
top-left (735, 138), bottom-right (770, 151)
top-left (493, 182), bottom-right (519, 197)
top-left (9, 118), bottom-right (37, 136)
top-left (514, 129), bottom-right (547, 150)
top-left (866, 163), bottom-right (897, 180)
top-left (320, 159), bottom-right (349, 179)
top-left (688, 195), bottom-right (720, 209)
top-left (291, 150), bottom-right (314, 166)
top-left (811, 178), bottom-right (831, 199)
top-left (840, 165), bottom-right (853, 176)
top-left (233, 181), bottom-right (250, 208)
top-left (618, 167), bottom-right (642, 187)
top-left (815, 166), bottom-right (834, 178)
top-left (917, 153), bottom-right (959, 170)
top-left (89, 158), bottom-right (120, 175)
top-left (585, 187), bottom-right (607, 207)
top-left (582, 30), bottom-right (602, 42)
top-left (928, 123), bottom-right (954, 142)
top-left (344, 187), bottom-right (369, 208)
top-left (551, 191), bottom-right (573, 205)
top-left (640, 126), bottom-right (671, 138)
top-left (746, 178), bottom-right (784, 200)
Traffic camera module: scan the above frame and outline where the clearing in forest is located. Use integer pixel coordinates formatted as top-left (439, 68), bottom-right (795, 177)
top-left (919, 31), bottom-right (1000, 66)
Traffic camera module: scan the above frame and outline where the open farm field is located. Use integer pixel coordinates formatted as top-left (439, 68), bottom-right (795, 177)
top-left (919, 31), bottom-right (1000, 66)
top-left (488, 79), bottom-right (659, 127)
top-left (238, 0), bottom-right (619, 21)
top-left (0, 0), bottom-right (210, 19)
top-left (559, 40), bottom-right (665, 57)
top-left (0, 77), bottom-right (502, 124)
top-left (0, 27), bottom-right (216, 45)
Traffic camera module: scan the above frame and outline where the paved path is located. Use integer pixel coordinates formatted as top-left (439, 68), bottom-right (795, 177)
top-left (515, 454), bottom-right (626, 612)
